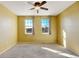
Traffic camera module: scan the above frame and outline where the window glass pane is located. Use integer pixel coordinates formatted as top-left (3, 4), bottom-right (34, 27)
top-left (41, 18), bottom-right (49, 27)
top-left (25, 19), bottom-right (32, 27)
top-left (26, 28), bottom-right (32, 33)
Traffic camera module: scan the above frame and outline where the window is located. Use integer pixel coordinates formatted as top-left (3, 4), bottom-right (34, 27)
top-left (41, 18), bottom-right (50, 34)
top-left (25, 19), bottom-right (33, 34)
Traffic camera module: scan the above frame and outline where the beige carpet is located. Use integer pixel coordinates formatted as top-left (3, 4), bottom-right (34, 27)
top-left (0, 44), bottom-right (78, 58)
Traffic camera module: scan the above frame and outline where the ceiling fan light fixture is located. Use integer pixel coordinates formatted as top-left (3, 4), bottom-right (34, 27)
top-left (35, 6), bottom-right (40, 10)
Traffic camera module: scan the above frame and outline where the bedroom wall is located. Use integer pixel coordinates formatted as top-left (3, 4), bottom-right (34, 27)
top-left (57, 2), bottom-right (79, 55)
top-left (0, 4), bottom-right (17, 54)
top-left (18, 16), bottom-right (57, 44)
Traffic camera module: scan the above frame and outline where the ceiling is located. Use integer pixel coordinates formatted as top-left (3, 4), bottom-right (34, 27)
top-left (0, 1), bottom-right (76, 16)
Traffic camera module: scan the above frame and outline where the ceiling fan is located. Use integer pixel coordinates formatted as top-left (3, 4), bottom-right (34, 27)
top-left (27, 1), bottom-right (48, 13)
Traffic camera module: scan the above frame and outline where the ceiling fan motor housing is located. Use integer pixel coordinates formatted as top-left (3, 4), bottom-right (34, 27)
top-left (34, 2), bottom-right (41, 6)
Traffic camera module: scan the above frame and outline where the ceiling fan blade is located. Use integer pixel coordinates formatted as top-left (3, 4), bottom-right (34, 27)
top-left (27, 2), bottom-right (34, 5)
top-left (30, 8), bottom-right (35, 10)
top-left (40, 7), bottom-right (48, 10)
top-left (40, 1), bottom-right (47, 6)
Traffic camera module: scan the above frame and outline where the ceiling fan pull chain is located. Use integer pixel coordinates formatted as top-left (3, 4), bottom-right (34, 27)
top-left (37, 10), bottom-right (39, 13)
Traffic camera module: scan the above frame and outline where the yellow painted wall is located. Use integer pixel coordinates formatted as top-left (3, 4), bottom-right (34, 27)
top-left (57, 2), bottom-right (79, 55)
top-left (0, 4), bottom-right (17, 54)
top-left (18, 16), bottom-right (57, 44)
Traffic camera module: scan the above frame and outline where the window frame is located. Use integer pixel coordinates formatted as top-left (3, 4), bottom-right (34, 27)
top-left (24, 18), bottom-right (33, 35)
top-left (41, 18), bottom-right (50, 34)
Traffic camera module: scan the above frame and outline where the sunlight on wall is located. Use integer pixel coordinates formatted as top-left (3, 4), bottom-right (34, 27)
top-left (63, 30), bottom-right (66, 48)
top-left (41, 47), bottom-right (78, 58)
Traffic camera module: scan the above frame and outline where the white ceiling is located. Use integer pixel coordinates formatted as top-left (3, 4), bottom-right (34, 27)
top-left (0, 1), bottom-right (75, 16)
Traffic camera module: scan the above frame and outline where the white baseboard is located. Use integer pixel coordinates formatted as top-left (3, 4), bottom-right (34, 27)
top-left (67, 48), bottom-right (79, 56)
top-left (0, 43), bottom-right (16, 55)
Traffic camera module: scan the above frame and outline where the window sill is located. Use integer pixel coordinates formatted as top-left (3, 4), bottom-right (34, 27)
top-left (25, 33), bottom-right (33, 35)
top-left (42, 33), bottom-right (49, 35)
